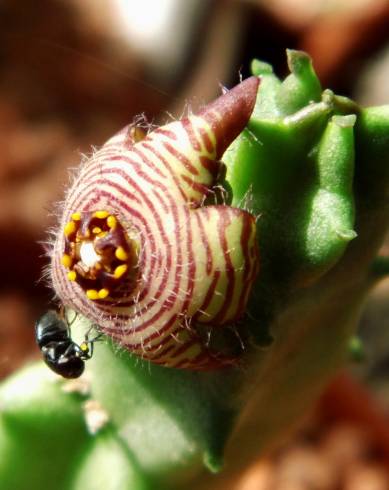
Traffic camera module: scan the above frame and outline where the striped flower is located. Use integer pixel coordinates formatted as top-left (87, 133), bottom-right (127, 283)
top-left (51, 77), bottom-right (260, 369)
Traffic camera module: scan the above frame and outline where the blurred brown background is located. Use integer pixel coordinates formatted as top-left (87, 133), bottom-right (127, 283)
top-left (1, 1), bottom-right (389, 488)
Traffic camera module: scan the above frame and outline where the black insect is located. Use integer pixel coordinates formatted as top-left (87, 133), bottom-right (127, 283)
top-left (35, 310), bottom-right (99, 379)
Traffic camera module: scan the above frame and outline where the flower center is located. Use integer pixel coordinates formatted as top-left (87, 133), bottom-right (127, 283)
top-left (61, 210), bottom-right (137, 301)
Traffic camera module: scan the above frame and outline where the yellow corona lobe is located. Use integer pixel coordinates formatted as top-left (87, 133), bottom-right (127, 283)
top-left (115, 246), bottom-right (128, 261)
top-left (64, 221), bottom-right (76, 237)
top-left (61, 254), bottom-right (72, 268)
top-left (86, 289), bottom-right (99, 300)
top-left (107, 215), bottom-right (117, 229)
top-left (67, 271), bottom-right (77, 281)
top-left (98, 288), bottom-right (110, 299)
top-left (114, 264), bottom-right (128, 279)
top-left (94, 211), bottom-right (109, 219)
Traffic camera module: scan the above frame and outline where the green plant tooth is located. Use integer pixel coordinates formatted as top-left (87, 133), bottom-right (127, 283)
top-left (336, 229), bottom-right (358, 240)
top-left (282, 100), bottom-right (332, 139)
top-left (303, 114), bottom-right (356, 272)
top-left (321, 89), bottom-right (359, 116)
top-left (203, 444), bottom-right (225, 474)
top-left (317, 114), bottom-right (356, 195)
top-left (330, 92), bottom-right (359, 115)
top-left (348, 336), bottom-right (366, 363)
top-left (250, 59), bottom-right (273, 76)
top-left (250, 59), bottom-right (281, 118)
top-left (275, 49), bottom-right (322, 115)
top-left (226, 118), bottom-right (290, 210)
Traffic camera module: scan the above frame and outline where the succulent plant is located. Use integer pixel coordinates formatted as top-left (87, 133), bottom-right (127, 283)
top-left (1, 50), bottom-right (389, 490)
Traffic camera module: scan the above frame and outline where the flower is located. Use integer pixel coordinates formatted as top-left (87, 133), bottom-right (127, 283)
top-left (51, 77), bottom-right (260, 369)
